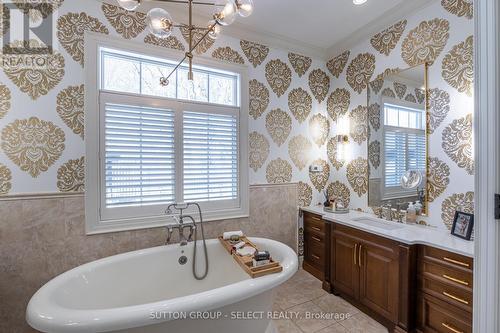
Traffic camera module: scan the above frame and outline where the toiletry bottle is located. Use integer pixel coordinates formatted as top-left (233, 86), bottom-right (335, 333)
top-left (415, 201), bottom-right (422, 215)
top-left (406, 202), bottom-right (417, 224)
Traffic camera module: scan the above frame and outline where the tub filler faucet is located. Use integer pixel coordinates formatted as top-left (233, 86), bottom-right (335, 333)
top-left (165, 202), bottom-right (209, 280)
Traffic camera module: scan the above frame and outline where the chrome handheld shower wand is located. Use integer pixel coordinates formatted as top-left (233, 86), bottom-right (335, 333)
top-left (165, 202), bottom-right (209, 280)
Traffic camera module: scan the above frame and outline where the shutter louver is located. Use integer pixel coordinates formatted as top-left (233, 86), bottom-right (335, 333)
top-left (183, 111), bottom-right (238, 202)
top-left (104, 103), bottom-right (175, 208)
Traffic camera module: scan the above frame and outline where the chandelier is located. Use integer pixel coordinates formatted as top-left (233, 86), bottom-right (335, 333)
top-left (116, 0), bottom-right (254, 86)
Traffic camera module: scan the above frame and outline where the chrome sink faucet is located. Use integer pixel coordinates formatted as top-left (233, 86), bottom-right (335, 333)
top-left (381, 202), bottom-right (393, 221)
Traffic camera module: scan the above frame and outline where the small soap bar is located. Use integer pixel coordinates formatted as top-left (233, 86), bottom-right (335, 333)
top-left (253, 259), bottom-right (270, 267)
top-left (254, 250), bottom-right (270, 261)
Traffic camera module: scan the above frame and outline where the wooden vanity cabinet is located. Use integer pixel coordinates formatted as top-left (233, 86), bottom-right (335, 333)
top-left (302, 211), bottom-right (328, 281)
top-left (416, 245), bottom-right (473, 333)
top-left (330, 223), bottom-right (415, 333)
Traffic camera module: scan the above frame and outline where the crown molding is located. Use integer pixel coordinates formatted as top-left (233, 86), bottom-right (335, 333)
top-left (99, 0), bottom-right (435, 62)
top-left (325, 0), bottom-right (435, 59)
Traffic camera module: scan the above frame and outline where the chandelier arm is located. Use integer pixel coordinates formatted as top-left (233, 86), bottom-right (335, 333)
top-left (188, 22), bottom-right (217, 53)
top-left (152, 0), bottom-right (220, 6)
top-left (162, 53), bottom-right (188, 84)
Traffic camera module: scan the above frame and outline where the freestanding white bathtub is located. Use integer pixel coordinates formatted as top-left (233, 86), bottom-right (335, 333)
top-left (26, 237), bottom-right (298, 333)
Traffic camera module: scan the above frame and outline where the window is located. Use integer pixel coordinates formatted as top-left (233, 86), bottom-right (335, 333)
top-left (85, 35), bottom-right (248, 234)
top-left (383, 103), bottom-right (425, 195)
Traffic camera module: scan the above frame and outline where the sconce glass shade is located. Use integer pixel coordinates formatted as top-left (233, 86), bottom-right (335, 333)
top-left (337, 116), bottom-right (350, 136)
top-left (215, 0), bottom-right (238, 26)
top-left (147, 8), bottom-right (174, 38)
top-left (208, 20), bottom-right (222, 40)
top-left (116, 0), bottom-right (141, 11)
top-left (237, 0), bottom-right (254, 17)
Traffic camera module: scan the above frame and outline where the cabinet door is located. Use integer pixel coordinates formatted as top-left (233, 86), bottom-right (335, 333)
top-left (358, 237), bottom-right (400, 322)
top-left (331, 229), bottom-right (359, 299)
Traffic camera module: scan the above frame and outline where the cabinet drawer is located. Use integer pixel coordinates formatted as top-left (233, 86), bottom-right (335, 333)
top-left (418, 260), bottom-right (472, 292)
top-left (419, 246), bottom-right (473, 272)
top-left (417, 292), bottom-right (472, 333)
top-left (418, 275), bottom-right (472, 313)
top-left (304, 212), bottom-right (325, 234)
top-left (305, 232), bottom-right (325, 269)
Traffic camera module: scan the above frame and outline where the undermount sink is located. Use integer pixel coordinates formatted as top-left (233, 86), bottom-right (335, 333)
top-left (351, 217), bottom-right (405, 230)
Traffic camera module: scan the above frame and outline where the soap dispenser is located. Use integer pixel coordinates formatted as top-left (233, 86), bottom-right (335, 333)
top-left (406, 202), bottom-right (417, 224)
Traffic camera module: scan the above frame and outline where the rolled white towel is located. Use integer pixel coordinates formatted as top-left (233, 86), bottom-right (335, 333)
top-left (223, 230), bottom-right (244, 240)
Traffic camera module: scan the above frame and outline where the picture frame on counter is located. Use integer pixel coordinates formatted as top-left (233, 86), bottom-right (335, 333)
top-left (450, 211), bottom-right (474, 241)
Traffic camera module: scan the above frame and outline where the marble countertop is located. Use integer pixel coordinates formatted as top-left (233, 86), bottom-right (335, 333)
top-left (301, 206), bottom-right (474, 258)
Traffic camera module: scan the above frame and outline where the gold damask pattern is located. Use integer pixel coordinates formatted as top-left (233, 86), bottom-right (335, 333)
top-left (346, 53), bottom-right (376, 94)
top-left (394, 82), bottom-right (407, 99)
top-left (442, 114), bottom-right (474, 175)
top-left (102, 3), bottom-right (146, 39)
top-left (212, 47), bottom-right (245, 64)
top-left (370, 20), bottom-right (407, 56)
top-left (298, 181), bottom-right (313, 207)
top-left (441, 0), bottom-right (473, 19)
top-left (288, 88), bottom-right (312, 123)
top-left (309, 159), bottom-right (330, 191)
top-left (288, 135), bottom-right (312, 170)
top-left (401, 18), bottom-right (450, 66)
top-left (326, 50), bottom-right (350, 78)
top-left (265, 59), bottom-right (292, 97)
top-left (180, 26), bottom-right (215, 54)
top-left (1, 117), bottom-right (65, 177)
top-left (350, 105), bottom-right (368, 145)
top-left (288, 52), bottom-right (312, 77)
top-left (0, 84), bottom-right (11, 119)
top-left (0, 164), bottom-right (12, 195)
top-left (240, 40), bottom-right (269, 67)
top-left (57, 157), bottom-right (85, 192)
top-left (249, 131), bottom-right (270, 172)
top-left (309, 114), bottom-right (329, 147)
top-left (57, 13), bottom-right (109, 66)
top-left (327, 181), bottom-right (351, 207)
top-left (441, 191), bottom-right (474, 229)
top-left (370, 68), bottom-right (401, 95)
top-left (381, 87), bottom-right (396, 98)
top-left (327, 138), bottom-right (344, 170)
top-left (309, 69), bottom-right (330, 103)
top-left (266, 108), bottom-right (291, 146)
top-left (442, 36), bottom-right (473, 96)
top-left (428, 88), bottom-right (450, 134)
top-left (144, 34), bottom-right (185, 51)
top-left (368, 141), bottom-right (381, 169)
top-left (249, 79), bottom-right (269, 120)
top-left (57, 84), bottom-right (84, 139)
top-left (15, 0), bottom-right (64, 21)
top-left (405, 93), bottom-right (417, 103)
top-left (327, 88), bottom-right (350, 122)
top-left (347, 157), bottom-right (368, 197)
top-left (415, 88), bottom-right (426, 104)
top-left (266, 158), bottom-right (292, 184)
top-left (368, 103), bottom-right (381, 131)
top-left (428, 157), bottom-right (450, 202)
top-left (2, 40), bottom-right (65, 100)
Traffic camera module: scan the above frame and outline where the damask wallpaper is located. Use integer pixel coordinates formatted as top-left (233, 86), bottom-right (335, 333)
top-left (0, 0), bottom-right (330, 206)
top-left (327, 0), bottom-right (474, 230)
top-left (0, 0), bottom-right (475, 230)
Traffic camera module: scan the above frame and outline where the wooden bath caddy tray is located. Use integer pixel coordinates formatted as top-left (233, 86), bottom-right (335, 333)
top-left (218, 236), bottom-right (283, 278)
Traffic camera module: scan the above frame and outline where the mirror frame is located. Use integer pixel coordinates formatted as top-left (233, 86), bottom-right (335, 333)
top-left (366, 62), bottom-right (430, 216)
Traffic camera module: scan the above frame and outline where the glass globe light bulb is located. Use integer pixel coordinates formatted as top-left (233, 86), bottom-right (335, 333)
top-left (116, 0), bottom-right (141, 11)
top-left (208, 20), bottom-right (221, 40)
top-left (236, 0), bottom-right (253, 17)
top-left (147, 8), bottom-right (173, 38)
top-left (215, 0), bottom-right (237, 26)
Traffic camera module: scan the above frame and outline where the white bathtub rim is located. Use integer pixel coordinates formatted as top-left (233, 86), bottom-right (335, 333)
top-left (26, 237), bottom-right (298, 333)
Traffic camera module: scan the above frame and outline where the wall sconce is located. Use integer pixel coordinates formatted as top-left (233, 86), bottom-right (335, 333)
top-left (336, 115), bottom-right (350, 163)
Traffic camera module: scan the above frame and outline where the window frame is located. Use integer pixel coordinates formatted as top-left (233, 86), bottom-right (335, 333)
top-left (85, 32), bottom-right (249, 234)
top-left (380, 97), bottom-right (426, 200)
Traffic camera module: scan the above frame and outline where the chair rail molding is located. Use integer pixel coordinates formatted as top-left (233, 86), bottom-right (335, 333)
top-left (474, 0), bottom-right (500, 332)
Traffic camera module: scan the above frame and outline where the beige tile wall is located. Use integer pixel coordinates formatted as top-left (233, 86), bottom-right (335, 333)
top-left (0, 184), bottom-right (298, 333)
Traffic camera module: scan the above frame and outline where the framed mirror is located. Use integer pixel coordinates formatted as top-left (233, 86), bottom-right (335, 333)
top-left (367, 64), bottom-right (429, 216)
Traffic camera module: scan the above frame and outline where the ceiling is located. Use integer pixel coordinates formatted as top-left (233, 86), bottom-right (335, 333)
top-left (107, 0), bottom-right (434, 59)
